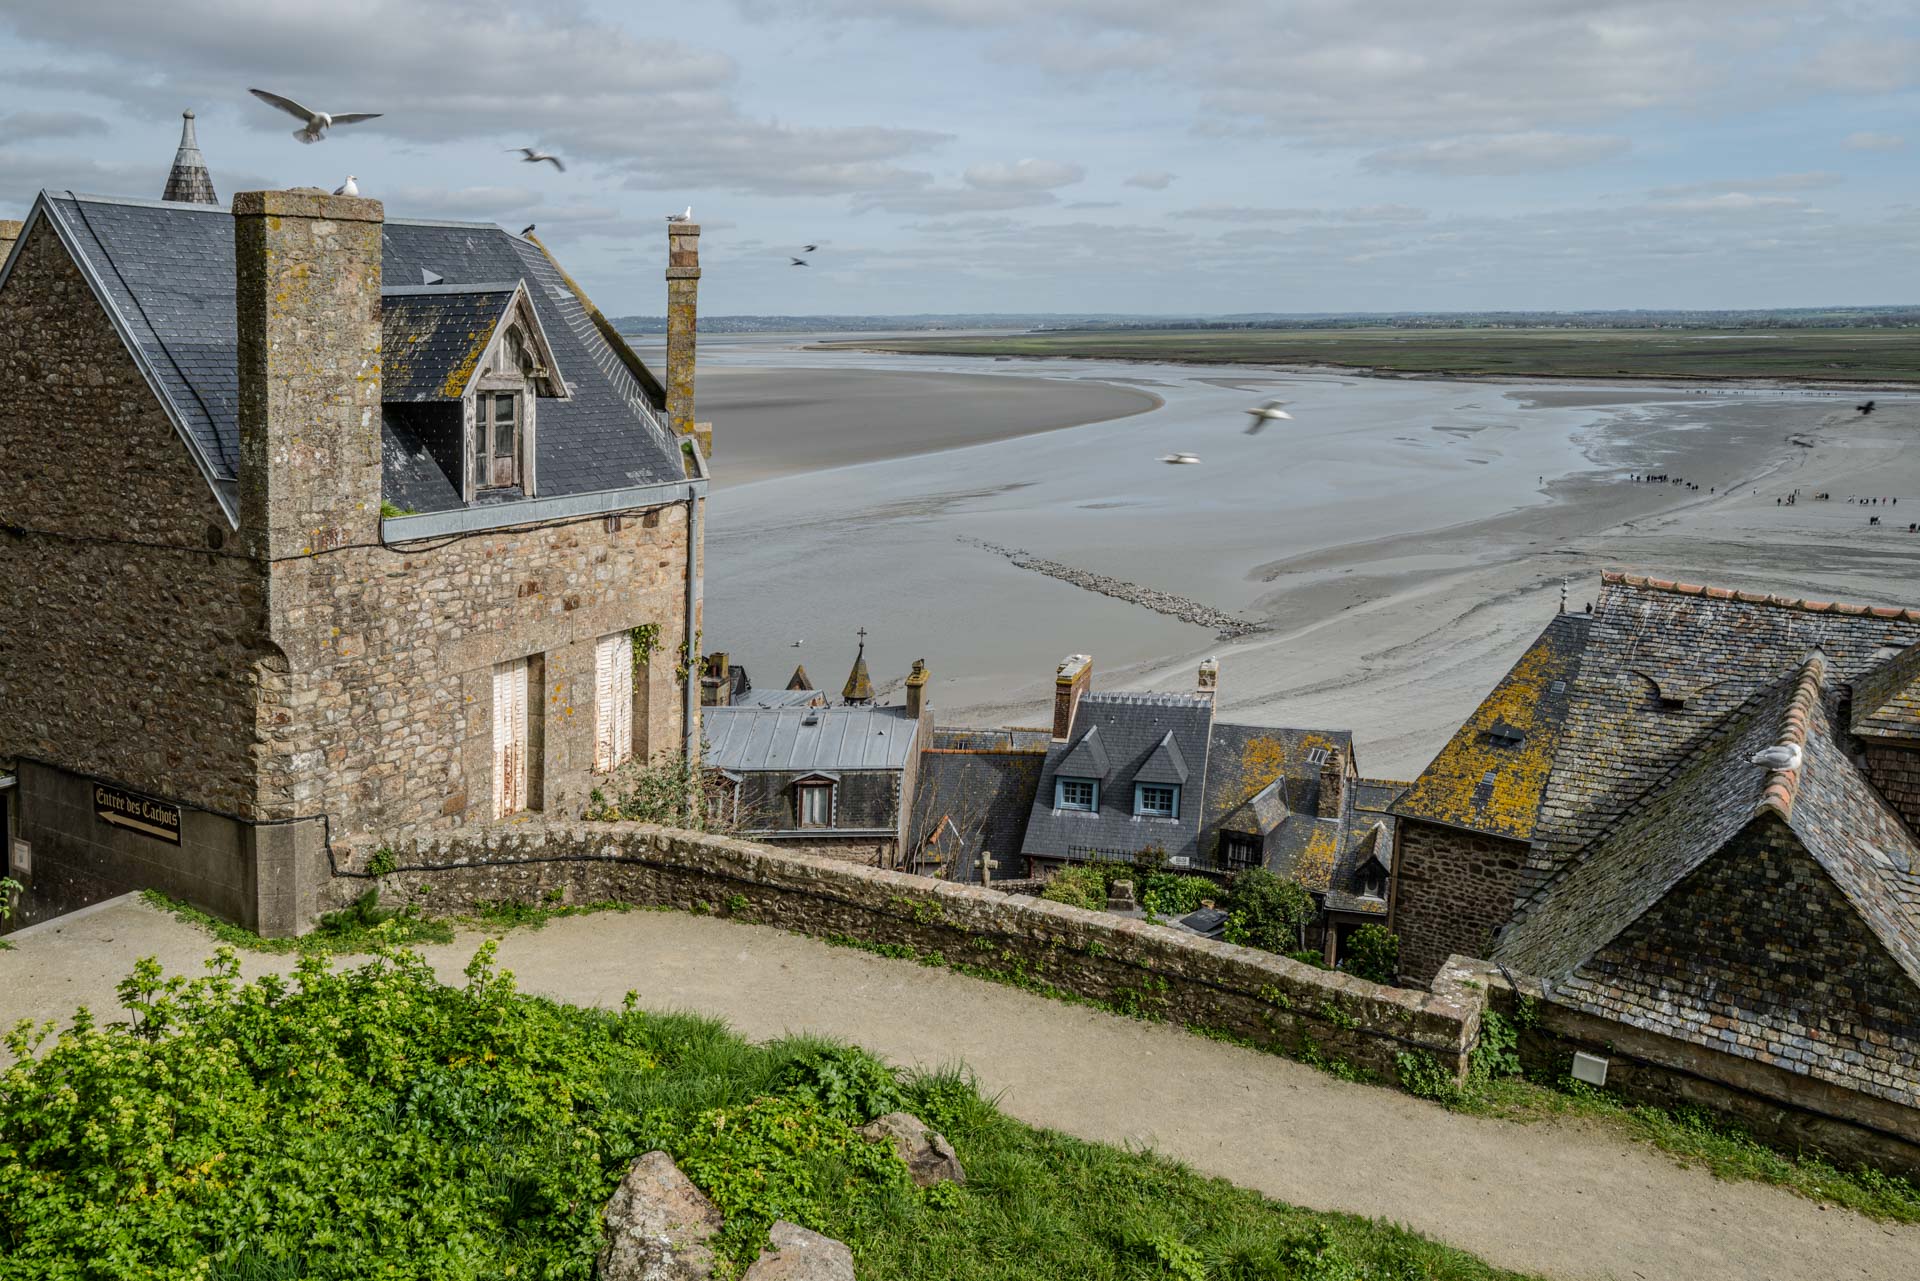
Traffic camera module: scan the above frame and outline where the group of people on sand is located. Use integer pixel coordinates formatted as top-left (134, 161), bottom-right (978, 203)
top-left (1631, 472), bottom-right (1710, 492)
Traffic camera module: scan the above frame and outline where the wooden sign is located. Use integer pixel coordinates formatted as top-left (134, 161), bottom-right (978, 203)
top-left (93, 784), bottom-right (182, 845)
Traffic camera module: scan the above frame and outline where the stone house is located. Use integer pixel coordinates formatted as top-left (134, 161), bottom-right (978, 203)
top-left (0, 150), bottom-right (711, 935)
top-left (699, 649), bottom-right (932, 865)
top-left (1394, 572), bottom-right (1920, 1125)
top-left (906, 726), bottom-right (1049, 883)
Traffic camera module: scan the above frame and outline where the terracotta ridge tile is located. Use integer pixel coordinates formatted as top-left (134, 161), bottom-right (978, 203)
top-left (1756, 651), bottom-right (1825, 821)
top-left (1602, 568), bottom-right (1920, 622)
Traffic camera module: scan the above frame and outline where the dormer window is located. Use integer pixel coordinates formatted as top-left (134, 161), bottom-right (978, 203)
top-left (474, 389), bottom-right (522, 490)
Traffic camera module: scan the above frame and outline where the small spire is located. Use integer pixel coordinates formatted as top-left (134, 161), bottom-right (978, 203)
top-left (787, 664), bottom-right (813, 691)
top-left (842, 628), bottom-right (874, 705)
top-left (162, 109), bottom-right (218, 205)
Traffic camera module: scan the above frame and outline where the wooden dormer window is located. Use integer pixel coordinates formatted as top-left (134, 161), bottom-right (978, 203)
top-left (474, 388), bottom-right (522, 490)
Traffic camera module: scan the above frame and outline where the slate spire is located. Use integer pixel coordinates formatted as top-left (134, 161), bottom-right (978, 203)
top-left (787, 664), bottom-right (814, 691)
top-left (841, 629), bottom-right (874, 705)
top-left (162, 109), bottom-right (218, 205)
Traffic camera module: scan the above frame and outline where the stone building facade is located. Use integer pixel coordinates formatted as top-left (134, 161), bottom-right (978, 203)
top-left (0, 176), bottom-right (710, 935)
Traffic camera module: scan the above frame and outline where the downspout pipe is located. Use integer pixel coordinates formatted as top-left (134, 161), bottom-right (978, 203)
top-left (684, 484), bottom-right (703, 762)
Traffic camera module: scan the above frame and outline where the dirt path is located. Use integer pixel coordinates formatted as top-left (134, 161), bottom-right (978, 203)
top-left (6, 897), bottom-right (1916, 1281)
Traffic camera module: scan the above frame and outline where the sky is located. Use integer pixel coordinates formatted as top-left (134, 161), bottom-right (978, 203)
top-left (1, 0), bottom-right (1917, 315)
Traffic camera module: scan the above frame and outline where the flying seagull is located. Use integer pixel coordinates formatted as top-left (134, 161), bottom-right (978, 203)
top-left (1160, 452), bottom-right (1203, 465)
top-left (249, 88), bottom-right (382, 144)
top-left (1244, 399), bottom-right (1294, 435)
top-left (667, 206), bottom-right (693, 223)
top-left (791, 639), bottom-right (805, 647)
top-left (332, 175), bottom-right (358, 197)
top-left (789, 257), bottom-right (809, 267)
top-left (802, 243), bottom-right (819, 253)
top-left (1750, 743), bottom-right (1804, 772)
top-left (510, 147), bottom-right (565, 172)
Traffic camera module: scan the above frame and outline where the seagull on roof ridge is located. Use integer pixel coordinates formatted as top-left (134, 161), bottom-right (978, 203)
top-left (1750, 743), bottom-right (1803, 771)
top-left (249, 88), bottom-right (382, 144)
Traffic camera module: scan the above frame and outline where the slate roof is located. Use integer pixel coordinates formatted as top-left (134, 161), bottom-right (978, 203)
top-left (1200, 723), bottom-right (1354, 883)
top-left (1496, 653), bottom-right (1920, 1104)
top-left (1324, 779), bottom-right (1407, 916)
top-left (32, 192), bottom-right (684, 518)
top-left (1392, 612), bottom-right (1589, 843)
top-left (380, 285), bottom-right (515, 402)
top-left (702, 704), bottom-right (921, 774)
top-left (1524, 572), bottom-right (1920, 897)
top-left (1022, 692), bottom-right (1215, 866)
top-left (1851, 640), bottom-right (1920, 742)
top-left (908, 747), bottom-right (1045, 883)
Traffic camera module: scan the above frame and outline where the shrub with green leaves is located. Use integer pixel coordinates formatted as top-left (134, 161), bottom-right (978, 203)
top-left (1342, 923), bottom-right (1400, 985)
top-left (1039, 864), bottom-right (1108, 910)
top-left (1138, 873), bottom-right (1217, 919)
top-left (1222, 868), bottom-right (1317, 954)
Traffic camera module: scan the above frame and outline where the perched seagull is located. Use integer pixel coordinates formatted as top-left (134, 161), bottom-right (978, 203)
top-left (520, 224), bottom-right (536, 238)
top-left (1244, 399), bottom-right (1294, 435)
top-left (1160, 452), bottom-right (1203, 465)
top-left (666, 206), bottom-right (693, 223)
top-left (1750, 743), bottom-right (1804, 772)
top-left (332, 175), bottom-right (358, 197)
top-left (249, 88), bottom-right (382, 144)
top-left (510, 146), bottom-right (565, 172)
top-left (789, 257), bottom-right (809, 267)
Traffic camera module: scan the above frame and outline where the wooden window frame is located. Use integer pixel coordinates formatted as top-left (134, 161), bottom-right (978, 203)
top-left (796, 781), bottom-right (833, 828)
top-left (474, 389), bottom-right (524, 492)
top-left (593, 632), bottom-right (635, 773)
top-left (1221, 831), bottom-right (1261, 871)
top-left (1056, 777), bottom-right (1097, 812)
top-left (1134, 782), bottom-right (1179, 819)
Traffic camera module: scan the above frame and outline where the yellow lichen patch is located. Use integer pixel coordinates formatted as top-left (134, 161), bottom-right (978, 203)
top-left (1395, 618), bottom-right (1584, 841)
top-left (1295, 822), bottom-right (1342, 891)
top-left (440, 327), bottom-right (489, 399)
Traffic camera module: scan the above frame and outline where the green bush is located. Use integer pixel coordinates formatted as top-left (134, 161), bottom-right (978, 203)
top-left (1342, 924), bottom-right (1400, 985)
top-left (1137, 873), bottom-right (1216, 919)
top-left (1222, 869), bottom-right (1316, 954)
top-left (1039, 865), bottom-right (1108, 910)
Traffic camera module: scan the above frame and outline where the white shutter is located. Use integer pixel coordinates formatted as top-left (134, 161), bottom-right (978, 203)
top-left (494, 658), bottom-right (529, 815)
top-left (593, 635), bottom-right (618, 772)
top-left (612, 632), bottom-right (634, 766)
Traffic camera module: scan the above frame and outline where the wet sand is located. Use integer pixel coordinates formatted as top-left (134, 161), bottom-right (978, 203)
top-left (697, 346), bottom-right (1920, 779)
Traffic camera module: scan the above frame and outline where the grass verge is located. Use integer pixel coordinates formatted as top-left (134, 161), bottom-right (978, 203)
top-left (0, 943), bottom-right (1534, 1280)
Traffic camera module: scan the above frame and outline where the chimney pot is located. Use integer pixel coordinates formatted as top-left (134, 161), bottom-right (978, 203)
top-left (904, 658), bottom-right (931, 722)
top-left (1197, 656), bottom-right (1219, 702)
top-left (1053, 653), bottom-right (1092, 740)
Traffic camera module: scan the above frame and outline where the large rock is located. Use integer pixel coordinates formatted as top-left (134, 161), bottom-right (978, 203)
top-left (856, 1111), bottom-right (966, 1187)
top-left (596, 1150), bottom-right (724, 1280)
top-left (743, 1221), bottom-right (855, 1280)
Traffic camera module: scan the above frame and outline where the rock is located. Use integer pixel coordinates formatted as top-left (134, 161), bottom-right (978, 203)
top-left (856, 1111), bottom-right (966, 1187)
top-left (743, 1221), bottom-right (855, 1280)
top-left (596, 1150), bottom-right (724, 1280)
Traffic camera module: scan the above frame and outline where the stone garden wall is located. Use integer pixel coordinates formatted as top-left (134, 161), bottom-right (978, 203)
top-left (366, 821), bottom-right (1482, 1088)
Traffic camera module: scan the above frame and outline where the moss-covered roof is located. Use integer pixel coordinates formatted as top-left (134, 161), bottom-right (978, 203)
top-left (1392, 612), bottom-right (1589, 841)
top-left (380, 286), bottom-right (515, 402)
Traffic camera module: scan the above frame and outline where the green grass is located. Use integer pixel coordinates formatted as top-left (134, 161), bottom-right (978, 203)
top-left (140, 888), bottom-right (454, 954)
top-left (833, 327), bottom-right (1920, 383)
top-left (0, 944), bottom-right (1533, 1280)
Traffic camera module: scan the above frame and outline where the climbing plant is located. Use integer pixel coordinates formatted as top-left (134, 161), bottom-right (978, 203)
top-left (629, 622), bottom-right (662, 676)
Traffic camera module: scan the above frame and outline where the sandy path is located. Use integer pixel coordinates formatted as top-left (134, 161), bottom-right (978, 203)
top-left (6, 897), bottom-right (1915, 1281)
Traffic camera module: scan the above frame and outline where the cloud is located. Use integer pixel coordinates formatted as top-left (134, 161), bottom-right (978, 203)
top-left (1648, 192), bottom-right (1810, 213)
top-left (1340, 204), bottom-right (1429, 223)
top-left (1063, 200), bottom-right (1120, 209)
top-left (1651, 172), bottom-right (1840, 196)
top-left (853, 187), bottom-right (1057, 214)
top-left (0, 110), bottom-right (108, 141)
top-left (1799, 36), bottom-right (1920, 93)
top-left (1843, 131), bottom-right (1906, 151)
top-left (1174, 204), bottom-right (1426, 223)
top-left (1122, 170), bottom-right (1174, 190)
top-left (961, 158), bottom-right (1085, 190)
top-left (1363, 132), bottom-right (1631, 175)
top-left (0, 0), bottom-right (953, 199)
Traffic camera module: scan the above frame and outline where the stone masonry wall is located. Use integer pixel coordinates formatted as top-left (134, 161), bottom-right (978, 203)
top-left (1390, 819), bottom-right (1527, 983)
top-left (0, 218), bottom-right (268, 814)
top-left (370, 823), bottom-right (1481, 1087)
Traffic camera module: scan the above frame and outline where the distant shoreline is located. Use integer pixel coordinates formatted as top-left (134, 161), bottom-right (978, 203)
top-left (813, 334), bottom-right (1920, 393)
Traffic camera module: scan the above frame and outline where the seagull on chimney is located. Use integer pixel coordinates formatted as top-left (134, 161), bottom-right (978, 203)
top-left (509, 146), bottom-right (566, 172)
top-left (249, 88), bottom-right (382, 144)
top-left (666, 206), bottom-right (693, 223)
top-left (1244, 400), bottom-right (1294, 435)
top-left (1750, 743), bottom-right (1803, 772)
top-left (332, 175), bottom-right (359, 197)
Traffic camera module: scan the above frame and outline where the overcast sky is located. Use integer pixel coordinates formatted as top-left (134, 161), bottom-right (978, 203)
top-left (2, 0), bottom-right (1916, 315)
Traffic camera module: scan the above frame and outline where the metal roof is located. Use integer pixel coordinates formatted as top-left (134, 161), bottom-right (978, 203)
top-left (702, 704), bottom-right (921, 773)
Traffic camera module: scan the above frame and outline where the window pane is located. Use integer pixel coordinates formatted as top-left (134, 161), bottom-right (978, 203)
top-left (473, 396), bottom-right (488, 483)
top-left (800, 786), bottom-right (829, 825)
top-left (495, 394), bottom-right (517, 458)
top-left (1059, 778), bottom-right (1094, 811)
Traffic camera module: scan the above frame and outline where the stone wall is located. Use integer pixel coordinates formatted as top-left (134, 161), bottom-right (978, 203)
top-left (1447, 960), bottom-right (1920, 1180)
top-left (0, 219), bottom-right (269, 816)
top-left (368, 823), bottom-right (1481, 1087)
top-left (1390, 819), bottom-right (1527, 983)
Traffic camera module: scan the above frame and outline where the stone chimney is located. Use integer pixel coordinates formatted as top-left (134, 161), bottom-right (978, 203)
top-left (1316, 744), bottom-right (1348, 820)
top-left (1196, 657), bottom-right (1219, 704)
top-left (1053, 654), bottom-right (1092, 740)
top-left (904, 659), bottom-right (931, 723)
top-left (234, 190), bottom-right (384, 562)
top-left (163, 110), bottom-right (218, 205)
top-left (665, 220), bottom-right (701, 440)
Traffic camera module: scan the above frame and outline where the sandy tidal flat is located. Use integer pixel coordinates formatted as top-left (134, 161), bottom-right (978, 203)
top-left (694, 341), bottom-right (1920, 779)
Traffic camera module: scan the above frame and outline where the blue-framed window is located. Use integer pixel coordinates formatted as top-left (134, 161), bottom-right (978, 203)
top-left (1134, 783), bottom-right (1179, 818)
top-left (1056, 777), bottom-right (1098, 811)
